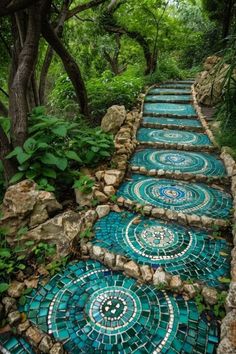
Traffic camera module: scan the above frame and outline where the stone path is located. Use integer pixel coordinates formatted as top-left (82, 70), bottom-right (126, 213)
top-left (0, 81), bottom-right (232, 353)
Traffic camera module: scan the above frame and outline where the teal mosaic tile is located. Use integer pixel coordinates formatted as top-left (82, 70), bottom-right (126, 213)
top-left (144, 103), bottom-right (197, 117)
top-left (160, 84), bottom-right (193, 89)
top-left (23, 261), bottom-right (219, 353)
top-left (137, 128), bottom-right (212, 147)
top-left (93, 211), bottom-right (231, 287)
top-left (143, 117), bottom-right (202, 128)
top-left (130, 149), bottom-right (226, 177)
top-left (117, 174), bottom-right (232, 218)
top-left (145, 95), bottom-right (192, 103)
top-left (149, 88), bottom-right (191, 95)
top-left (0, 335), bottom-right (34, 354)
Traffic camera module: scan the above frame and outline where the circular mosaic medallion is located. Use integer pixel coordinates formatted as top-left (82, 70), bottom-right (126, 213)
top-left (117, 175), bottom-right (232, 218)
top-left (137, 128), bottom-right (211, 146)
top-left (130, 149), bottom-right (226, 177)
top-left (23, 261), bottom-right (219, 353)
top-left (94, 212), bottom-right (231, 286)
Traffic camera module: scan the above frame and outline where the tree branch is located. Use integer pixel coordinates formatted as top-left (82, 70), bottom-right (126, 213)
top-left (0, 0), bottom-right (36, 17)
top-left (66, 0), bottom-right (108, 20)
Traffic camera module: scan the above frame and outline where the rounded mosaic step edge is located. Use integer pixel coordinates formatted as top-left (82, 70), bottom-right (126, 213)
top-left (148, 91), bottom-right (192, 96)
top-left (141, 121), bottom-right (204, 133)
top-left (142, 112), bottom-right (198, 119)
top-left (116, 196), bottom-right (230, 230)
top-left (129, 165), bottom-right (230, 186)
top-left (145, 98), bottom-right (193, 104)
top-left (138, 140), bottom-right (218, 153)
top-left (81, 242), bottom-right (225, 307)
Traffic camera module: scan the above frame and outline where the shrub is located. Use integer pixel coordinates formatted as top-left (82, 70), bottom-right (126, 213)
top-left (87, 66), bottom-right (144, 119)
top-left (6, 107), bottom-right (114, 193)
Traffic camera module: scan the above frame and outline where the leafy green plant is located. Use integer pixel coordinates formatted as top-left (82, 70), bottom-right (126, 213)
top-left (46, 257), bottom-right (68, 276)
top-left (79, 227), bottom-right (93, 239)
top-left (155, 282), bottom-right (167, 291)
top-left (5, 107), bottom-right (114, 194)
top-left (73, 175), bottom-right (95, 194)
top-left (31, 242), bottom-right (56, 264)
top-left (213, 292), bottom-right (227, 319)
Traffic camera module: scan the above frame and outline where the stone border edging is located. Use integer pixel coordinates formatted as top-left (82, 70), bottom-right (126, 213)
top-left (141, 121), bottom-right (204, 133)
top-left (138, 140), bottom-right (217, 153)
top-left (192, 85), bottom-right (236, 354)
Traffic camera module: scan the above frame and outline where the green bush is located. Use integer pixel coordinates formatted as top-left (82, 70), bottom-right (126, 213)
top-left (87, 66), bottom-right (144, 119)
top-left (0, 161), bottom-right (5, 202)
top-left (6, 107), bottom-right (114, 193)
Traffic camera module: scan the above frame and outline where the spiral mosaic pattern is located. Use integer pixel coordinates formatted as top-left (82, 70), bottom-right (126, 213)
top-left (143, 117), bottom-right (202, 128)
top-left (137, 128), bottom-right (212, 146)
top-left (0, 336), bottom-right (34, 354)
top-left (145, 95), bottom-right (192, 103)
top-left (130, 149), bottom-right (226, 177)
top-left (93, 211), bottom-right (231, 286)
top-left (149, 88), bottom-right (191, 95)
top-left (117, 174), bottom-right (232, 218)
top-left (23, 261), bottom-right (219, 353)
top-left (144, 103), bottom-right (197, 117)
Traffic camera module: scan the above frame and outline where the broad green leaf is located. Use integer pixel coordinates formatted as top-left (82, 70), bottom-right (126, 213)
top-left (16, 150), bottom-right (31, 164)
top-left (42, 168), bottom-right (57, 179)
top-left (51, 125), bottom-right (67, 137)
top-left (40, 152), bottom-right (59, 166)
top-left (0, 283), bottom-right (9, 293)
top-left (0, 248), bottom-right (11, 258)
top-left (23, 138), bottom-right (37, 153)
top-left (6, 146), bottom-right (22, 159)
top-left (65, 150), bottom-right (82, 162)
top-left (9, 172), bottom-right (24, 184)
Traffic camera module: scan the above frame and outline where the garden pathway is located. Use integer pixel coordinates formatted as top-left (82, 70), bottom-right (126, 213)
top-left (1, 82), bottom-right (232, 353)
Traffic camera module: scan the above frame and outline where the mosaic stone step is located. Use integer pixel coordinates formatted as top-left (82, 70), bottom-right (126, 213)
top-left (160, 84), bottom-right (193, 89)
top-left (144, 103), bottom-right (197, 117)
top-left (149, 88), bottom-right (192, 95)
top-left (0, 335), bottom-right (34, 354)
top-left (117, 174), bottom-right (232, 219)
top-left (93, 211), bottom-right (231, 287)
top-left (137, 128), bottom-right (213, 148)
top-left (130, 149), bottom-right (226, 177)
top-left (22, 260), bottom-right (219, 353)
top-left (142, 117), bottom-right (202, 130)
top-left (145, 95), bottom-right (193, 103)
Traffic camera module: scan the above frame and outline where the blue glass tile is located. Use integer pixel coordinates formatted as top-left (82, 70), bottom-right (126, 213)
top-left (143, 116), bottom-right (202, 128)
top-left (149, 88), bottom-right (192, 95)
top-left (145, 95), bottom-right (192, 103)
top-left (130, 149), bottom-right (226, 177)
top-left (23, 261), bottom-right (219, 353)
top-left (144, 103), bottom-right (197, 117)
top-left (0, 335), bottom-right (34, 354)
top-left (137, 128), bottom-right (212, 147)
top-left (117, 174), bottom-right (232, 218)
top-left (93, 211), bottom-right (231, 287)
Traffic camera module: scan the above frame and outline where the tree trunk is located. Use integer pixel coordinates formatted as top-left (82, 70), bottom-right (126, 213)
top-left (0, 126), bottom-right (16, 182)
top-left (42, 20), bottom-right (90, 121)
top-left (39, 0), bottom-right (69, 105)
top-left (222, 0), bottom-right (233, 39)
top-left (9, 2), bottom-right (42, 148)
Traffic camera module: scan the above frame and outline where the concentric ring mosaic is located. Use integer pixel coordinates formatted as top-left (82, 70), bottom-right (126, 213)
top-left (93, 211), bottom-right (231, 286)
top-left (143, 117), bottom-right (202, 128)
top-left (137, 128), bottom-right (212, 146)
top-left (0, 335), bottom-right (34, 354)
top-left (130, 149), bottom-right (226, 177)
top-left (22, 261), bottom-right (219, 353)
top-left (144, 103), bottom-right (197, 116)
top-left (117, 174), bottom-right (232, 218)
top-left (145, 95), bottom-right (192, 103)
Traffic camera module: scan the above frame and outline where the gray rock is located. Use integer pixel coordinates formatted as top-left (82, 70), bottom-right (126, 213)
top-left (2, 297), bottom-right (17, 313)
top-left (91, 246), bottom-right (105, 260)
top-left (140, 265), bottom-right (153, 282)
top-left (226, 282), bottom-right (236, 309)
top-left (49, 343), bottom-right (64, 354)
top-left (39, 335), bottom-right (53, 353)
top-left (202, 287), bottom-right (218, 305)
top-left (17, 320), bottom-right (30, 334)
top-left (170, 275), bottom-right (182, 290)
top-left (104, 252), bottom-right (116, 268)
top-left (124, 261), bottom-right (140, 279)
top-left (101, 105), bottom-right (126, 134)
top-left (7, 311), bottom-right (21, 325)
top-left (26, 326), bottom-right (43, 345)
top-left (7, 281), bottom-right (25, 298)
top-left (153, 268), bottom-right (168, 286)
top-left (115, 255), bottom-right (127, 271)
top-left (96, 205), bottom-right (110, 219)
